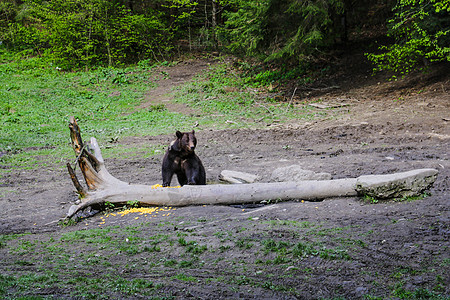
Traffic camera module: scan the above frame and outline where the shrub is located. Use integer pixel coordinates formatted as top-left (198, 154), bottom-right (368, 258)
top-left (367, 0), bottom-right (450, 75)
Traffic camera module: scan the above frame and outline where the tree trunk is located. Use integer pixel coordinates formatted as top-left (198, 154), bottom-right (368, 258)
top-left (66, 117), bottom-right (438, 219)
top-left (212, 0), bottom-right (217, 47)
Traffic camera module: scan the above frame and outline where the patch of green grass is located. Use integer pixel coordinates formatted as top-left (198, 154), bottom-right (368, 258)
top-left (163, 259), bottom-right (178, 267)
top-left (219, 245), bottom-right (232, 252)
top-left (312, 226), bottom-right (350, 236)
top-left (336, 237), bottom-right (367, 248)
top-left (392, 286), bottom-right (445, 299)
top-left (1, 55), bottom-right (335, 173)
top-left (187, 243), bottom-right (207, 254)
top-left (261, 239), bottom-right (291, 254)
top-left (291, 241), bottom-right (320, 258)
top-left (179, 259), bottom-right (196, 268)
top-left (60, 227), bottom-right (114, 244)
top-left (362, 193), bottom-right (430, 204)
top-left (440, 258), bottom-right (450, 266)
top-left (10, 240), bottom-right (37, 255)
top-left (391, 267), bottom-right (420, 279)
top-left (364, 294), bottom-right (384, 300)
top-left (363, 194), bottom-right (379, 204)
top-left (260, 280), bottom-right (291, 292)
top-left (14, 260), bottom-right (34, 266)
top-left (6, 272), bottom-right (59, 294)
top-left (230, 275), bottom-right (253, 286)
top-left (1, 217), bottom-right (447, 299)
top-left (100, 143), bottom-right (166, 160)
top-left (213, 231), bottom-right (226, 239)
top-left (0, 233), bottom-right (28, 248)
top-left (235, 60), bottom-right (312, 88)
top-left (291, 241), bottom-right (350, 260)
top-left (0, 56), bottom-right (198, 172)
top-left (266, 254), bottom-right (291, 265)
top-left (173, 273), bottom-right (197, 282)
top-left (395, 192), bottom-right (430, 202)
top-left (177, 237), bottom-right (190, 246)
top-left (143, 244), bottom-right (161, 253)
top-left (174, 63), bottom-right (325, 126)
top-left (0, 58), bottom-right (150, 151)
top-left (0, 146), bottom-right (71, 170)
top-left (263, 219), bottom-right (313, 228)
top-left (0, 274), bottom-right (17, 296)
top-left (119, 243), bottom-right (141, 255)
top-left (178, 237), bottom-right (207, 254)
top-left (235, 237), bottom-right (254, 250)
top-left (64, 274), bottom-right (163, 298)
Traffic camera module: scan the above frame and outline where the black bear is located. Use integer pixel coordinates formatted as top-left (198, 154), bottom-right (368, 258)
top-left (162, 130), bottom-right (206, 187)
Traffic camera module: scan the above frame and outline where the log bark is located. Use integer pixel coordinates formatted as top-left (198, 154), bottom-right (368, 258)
top-left (66, 117), bottom-right (438, 219)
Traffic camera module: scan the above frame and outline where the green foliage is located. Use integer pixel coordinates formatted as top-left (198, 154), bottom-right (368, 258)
top-left (262, 239), bottom-right (291, 253)
top-left (362, 192), bottom-right (430, 203)
top-left (392, 286), bottom-right (445, 299)
top-left (267, 0), bottom-right (344, 62)
top-left (368, 0), bottom-right (450, 75)
top-left (220, 0), bottom-right (345, 63)
top-left (235, 238), bottom-right (254, 249)
top-left (0, 0), bottom-right (196, 69)
top-left (126, 200), bottom-right (140, 208)
top-left (238, 62), bottom-right (311, 87)
top-left (364, 194), bottom-right (379, 204)
top-left (219, 0), bottom-right (270, 56)
top-left (395, 192), bottom-right (430, 202)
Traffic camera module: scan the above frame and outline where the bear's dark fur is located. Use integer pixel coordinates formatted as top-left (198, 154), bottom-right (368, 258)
top-left (162, 130), bottom-right (206, 187)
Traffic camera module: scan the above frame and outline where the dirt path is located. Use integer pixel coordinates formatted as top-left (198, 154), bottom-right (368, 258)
top-left (0, 59), bottom-right (449, 299)
top-left (133, 59), bottom-right (215, 115)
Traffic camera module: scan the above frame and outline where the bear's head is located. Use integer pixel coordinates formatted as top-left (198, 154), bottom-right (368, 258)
top-left (170, 130), bottom-right (197, 154)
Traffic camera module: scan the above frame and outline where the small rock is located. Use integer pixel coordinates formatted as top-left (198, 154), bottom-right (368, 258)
top-left (219, 170), bottom-right (260, 184)
top-left (270, 165), bottom-right (332, 182)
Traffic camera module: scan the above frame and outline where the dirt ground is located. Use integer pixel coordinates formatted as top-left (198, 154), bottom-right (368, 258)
top-left (0, 55), bottom-right (449, 299)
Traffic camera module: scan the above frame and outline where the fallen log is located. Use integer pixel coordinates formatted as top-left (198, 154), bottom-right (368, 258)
top-left (66, 117), bottom-right (438, 219)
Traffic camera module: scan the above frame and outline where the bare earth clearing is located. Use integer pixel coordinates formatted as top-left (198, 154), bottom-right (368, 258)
top-left (1, 57), bottom-right (449, 299)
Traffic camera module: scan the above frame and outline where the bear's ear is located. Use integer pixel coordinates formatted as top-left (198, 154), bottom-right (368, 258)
top-left (176, 131), bottom-right (183, 138)
top-left (191, 130), bottom-right (195, 134)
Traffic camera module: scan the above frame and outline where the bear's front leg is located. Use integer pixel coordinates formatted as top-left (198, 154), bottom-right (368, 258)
top-left (184, 166), bottom-right (199, 185)
top-left (162, 155), bottom-right (175, 187)
top-left (176, 171), bottom-right (188, 186)
top-left (162, 169), bottom-right (174, 187)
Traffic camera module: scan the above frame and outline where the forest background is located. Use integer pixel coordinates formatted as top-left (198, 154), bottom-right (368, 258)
top-left (1, 0), bottom-right (449, 74)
